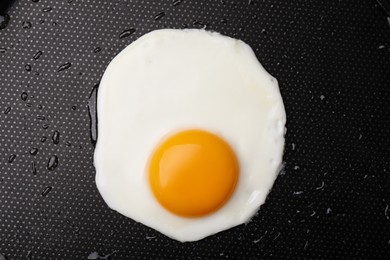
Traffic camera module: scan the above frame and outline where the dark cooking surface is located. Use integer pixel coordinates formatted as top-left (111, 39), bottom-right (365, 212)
top-left (0, 0), bottom-right (389, 259)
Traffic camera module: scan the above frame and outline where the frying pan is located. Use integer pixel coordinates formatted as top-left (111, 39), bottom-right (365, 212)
top-left (0, 0), bottom-right (389, 259)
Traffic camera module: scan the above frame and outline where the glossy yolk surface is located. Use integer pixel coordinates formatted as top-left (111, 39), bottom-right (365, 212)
top-left (148, 129), bottom-right (239, 217)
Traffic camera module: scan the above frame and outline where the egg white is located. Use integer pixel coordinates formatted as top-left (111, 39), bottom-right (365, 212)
top-left (94, 29), bottom-right (286, 242)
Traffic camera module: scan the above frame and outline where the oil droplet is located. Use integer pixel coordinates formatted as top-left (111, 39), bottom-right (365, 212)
top-left (119, 28), bottom-right (135, 39)
top-left (57, 62), bottom-right (71, 72)
top-left (192, 20), bottom-right (209, 28)
top-left (40, 136), bottom-right (47, 142)
top-left (42, 124), bottom-right (49, 129)
top-left (72, 224), bottom-right (80, 233)
top-left (22, 21), bottom-right (32, 29)
top-left (88, 84), bottom-right (99, 145)
top-left (31, 162), bottom-right (37, 175)
top-left (4, 107), bottom-right (11, 114)
top-left (0, 14), bottom-right (10, 30)
top-left (29, 148), bottom-right (38, 155)
top-left (8, 154), bottom-right (16, 163)
top-left (26, 103), bottom-right (32, 107)
top-left (173, 0), bottom-right (183, 6)
top-left (36, 115), bottom-right (45, 120)
top-left (93, 47), bottom-right (101, 53)
top-left (71, 105), bottom-right (77, 110)
top-left (52, 22), bottom-right (57, 26)
top-left (0, 47), bottom-right (6, 53)
top-left (32, 0), bottom-right (40, 2)
top-left (220, 18), bottom-right (226, 24)
top-left (52, 130), bottom-right (60, 144)
top-left (154, 12), bottom-right (165, 21)
top-left (42, 7), bottom-right (52, 12)
top-left (21, 92), bottom-right (28, 101)
top-left (33, 50), bottom-right (42, 59)
top-left (38, 105), bottom-right (43, 109)
top-left (42, 186), bottom-right (52, 196)
top-left (65, 141), bottom-right (71, 146)
top-left (25, 64), bottom-right (32, 71)
top-left (39, 19), bottom-right (45, 24)
top-left (47, 155), bottom-right (58, 171)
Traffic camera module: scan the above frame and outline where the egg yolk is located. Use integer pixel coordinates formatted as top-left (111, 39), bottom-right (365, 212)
top-left (148, 129), bottom-right (239, 217)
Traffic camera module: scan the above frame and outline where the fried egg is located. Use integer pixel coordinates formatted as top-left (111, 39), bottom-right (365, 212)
top-left (94, 29), bottom-right (286, 242)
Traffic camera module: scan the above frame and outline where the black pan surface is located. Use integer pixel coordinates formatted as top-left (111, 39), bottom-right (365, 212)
top-left (0, 0), bottom-right (389, 259)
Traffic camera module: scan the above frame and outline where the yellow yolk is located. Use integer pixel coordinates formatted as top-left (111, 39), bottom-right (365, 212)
top-left (148, 129), bottom-right (239, 217)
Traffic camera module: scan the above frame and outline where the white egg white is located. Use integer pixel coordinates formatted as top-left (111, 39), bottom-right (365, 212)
top-left (94, 29), bottom-right (286, 242)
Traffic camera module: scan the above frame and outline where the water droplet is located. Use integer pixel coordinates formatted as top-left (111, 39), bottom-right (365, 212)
top-left (8, 154), bottom-right (16, 163)
top-left (172, 0), bottom-right (183, 6)
top-left (220, 18), bottom-right (226, 24)
top-left (93, 47), bottom-right (101, 53)
top-left (26, 103), bottom-right (32, 107)
top-left (87, 251), bottom-right (116, 260)
top-left (25, 64), bottom-right (32, 71)
top-left (154, 12), bottom-right (165, 21)
top-left (33, 50), bottom-right (42, 59)
top-left (39, 19), bottom-right (45, 24)
top-left (36, 115), bottom-right (45, 120)
top-left (31, 162), bottom-right (37, 175)
top-left (71, 105), bottom-right (77, 110)
top-left (65, 141), bottom-right (71, 146)
top-left (119, 28), bottom-right (136, 39)
top-left (0, 253), bottom-right (8, 260)
top-left (47, 155), bottom-right (58, 171)
top-left (52, 21), bottom-right (57, 26)
top-left (52, 130), bottom-right (60, 144)
top-left (29, 148), bottom-right (38, 155)
top-left (0, 14), bottom-right (10, 30)
top-left (42, 186), bottom-right (52, 196)
top-left (57, 62), bottom-right (71, 72)
top-left (21, 92), bottom-right (28, 101)
top-left (0, 47), bottom-right (6, 53)
top-left (22, 21), bottom-right (32, 29)
top-left (32, 0), bottom-right (40, 2)
top-left (87, 252), bottom-right (100, 260)
top-left (42, 7), bottom-right (52, 12)
top-left (88, 84), bottom-right (99, 145)
top-left (238, 27), bottom-right (244, 32)
top-left (4, 107), bottom-right (11, 114)
top-left (40, 136), bottom-right (47, 142)
top-left (38, 105), bottom-right (43, 109)
top-left (42, 124), bottom-right (49, 129)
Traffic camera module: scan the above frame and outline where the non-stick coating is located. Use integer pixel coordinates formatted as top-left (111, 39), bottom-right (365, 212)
top-left (0, 0), bottom-right (389, 259)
